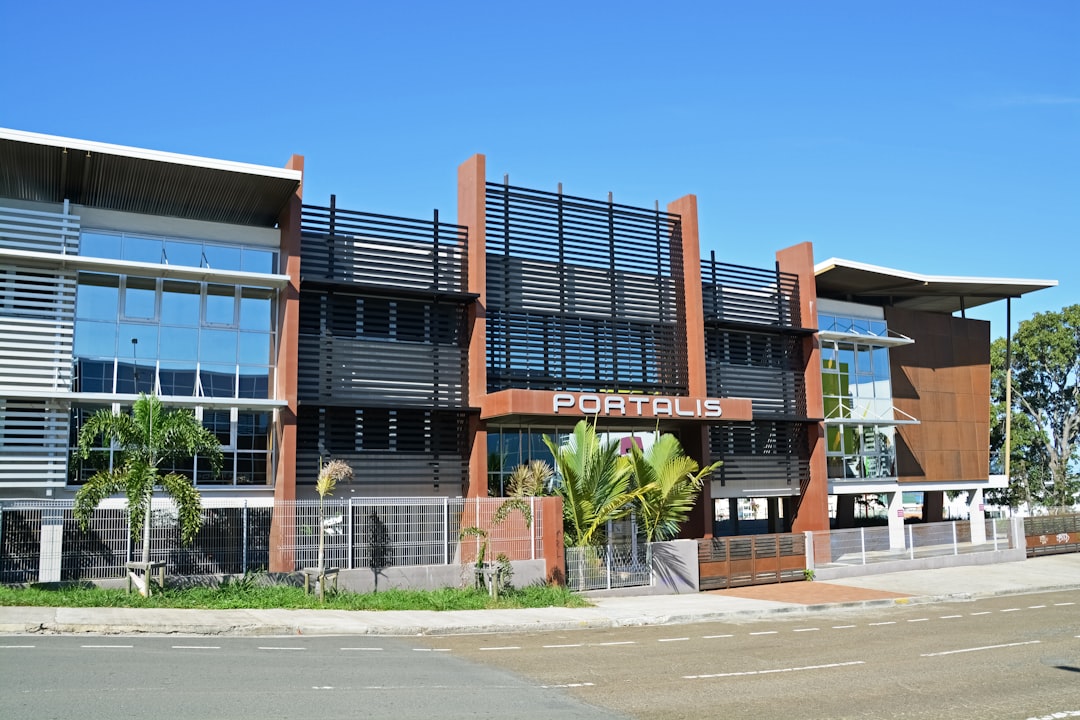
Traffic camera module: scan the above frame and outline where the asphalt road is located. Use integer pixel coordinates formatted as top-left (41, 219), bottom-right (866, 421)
top-left (2, 590), bottom-right (1078, 720)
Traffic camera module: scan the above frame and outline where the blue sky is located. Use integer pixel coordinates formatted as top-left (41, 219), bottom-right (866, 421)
top-left (2, 1), bottom-right (1075, 339)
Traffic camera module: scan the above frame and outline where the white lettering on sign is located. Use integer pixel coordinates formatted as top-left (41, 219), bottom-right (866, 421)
top-left (551, 393), bottom-right (724, 419)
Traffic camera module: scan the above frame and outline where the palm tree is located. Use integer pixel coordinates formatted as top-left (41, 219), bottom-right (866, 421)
top-left (73, 394), bottom-right (222, 595)
top-left (543, 420), bottom-right (642, 547)
top-left (623, 433), bottom-right (722, 542)
top-left (506, 459), bottom-right (554, 498)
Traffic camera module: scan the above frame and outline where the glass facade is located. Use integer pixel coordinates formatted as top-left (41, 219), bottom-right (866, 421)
top-left (820, 310), bottom-right (898, 481)
top-left (69, 229), bottom-right (278, 487)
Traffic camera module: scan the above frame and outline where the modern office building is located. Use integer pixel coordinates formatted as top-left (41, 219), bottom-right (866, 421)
top-left (0, 128), bottom-right (1056, 561)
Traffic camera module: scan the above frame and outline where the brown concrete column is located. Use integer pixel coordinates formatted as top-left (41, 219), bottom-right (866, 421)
top-left (777, 242), bottom-right (830, 533)
top-left (666, 195), bottom-right (707, 398)
top-left (924, 490), bottom-right (945, 522)
top-left (540, 496), bottom-right (566, 585)
top-left (270, 153), bottom-right (303, 572)
top-left (677, 425), bottom-right (713, 539)
top-left (459, 154), bottom-right (488, 498)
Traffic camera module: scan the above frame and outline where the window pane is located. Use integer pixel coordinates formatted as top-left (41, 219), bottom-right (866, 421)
top-left (80, 232), bottom-right (122, 259)
top-left (122, 235), bottom-right (162, 264)
top-left (206, 285), bottom-right (236, 325)
top-left (74, 320), bottom-right (116, 358)
top-left (124, 277), bottom-right (156, 319)
top-left (202, 244), bottom-right (242, 271)
top-left (76, 359), bottom-right (113, 393)
top-left (200, 329), bottom-right (237, 363)
top-left (241, 248), bottom-right (275, 274)
top-left (163, 240), bottom-right (203, 268)
top-left (238, 332), bottom-right (272, 364)
top-left (239, 289), bottom-right (272, 331)
top-left (76, 274), bottom-right (119, 320)
top-left (237, 367), bottom-right (270, 398)
top-left (200, 364), bottom-right (236, 398)
top-left (119, 323), bottom-right (158, 359)
top-left (159, 327), bottom-right (199, 361)
top-left (158, 362), bottom-right (197, 396)
top-left (160, 280), bottom-right (201, 326)
top-left (873, 347), bottom-right (891, 381)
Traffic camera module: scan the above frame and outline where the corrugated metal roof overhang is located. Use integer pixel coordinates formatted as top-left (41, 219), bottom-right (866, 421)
top-left (0, 128), bottom-right (301, 228)
top-left (815, 258), bottom-right (1057, 313)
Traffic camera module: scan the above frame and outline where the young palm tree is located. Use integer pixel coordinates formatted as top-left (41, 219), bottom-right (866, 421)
top-left (73, 394), bottom-right (222, 595)
top-left (622, 433), bottom-right (722, 542)
top-left (505, 459), bottom-right (554, 498)
top-left (543, 420), bottom-right (642, 547)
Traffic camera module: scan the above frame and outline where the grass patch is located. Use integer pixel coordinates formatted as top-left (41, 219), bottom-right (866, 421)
top-left (0, 580), bottom-right (588, 612)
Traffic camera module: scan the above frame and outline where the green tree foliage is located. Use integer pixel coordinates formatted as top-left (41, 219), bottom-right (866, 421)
top-left (991, 306), bottom-right (1080, 509)
top-left (623, 434), bottom-right (722, 542)
top-left (543, 420), bottom-right (642, 547)
top-left (73, 394), bottom-right (222, 594)
top-left (506, 459), bottom-right (554, 498)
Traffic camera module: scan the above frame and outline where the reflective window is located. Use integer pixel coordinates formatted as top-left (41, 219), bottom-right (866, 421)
top-left (163, 240), bottom-right (203, 268)
top-left (80, 233), bottom-right (122, 259)
top-left (122, 235), bottom-right (162, 264)
top-left (76, 275), bottom-right (119, 320)
top-left (160, 281), bottom-right (200, 326)
top-left (205, 285), bottom-right (236, 325)
top-left (238, 332), bottom-right (271, 364)
top-left (241, 248), bottom-right (275, 274)
top-left (239, 289), bottom-right (273, 332)
top-left (200, 329), bottom-right (237, 364)
top-left (202, 244), bottom-right (242, 271)
top-left (123, 277), bottom-right (157, 319)
top-left (74, 320), bottom-right (116, 358)
top-left (159, 327), bottom-right (199, 361)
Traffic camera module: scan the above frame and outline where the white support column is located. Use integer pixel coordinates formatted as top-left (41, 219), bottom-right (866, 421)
top-left (38, 507), bottom-right (64, 583)
top-left (887, 492), bottom-right (906, 550)
top-left (968, 488), bottom-right (987, 544)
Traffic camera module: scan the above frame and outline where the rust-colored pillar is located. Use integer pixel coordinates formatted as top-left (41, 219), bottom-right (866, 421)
top-left (924, 490), bottom-right (945, 522)
top-left (668, 195), bottom-right (712, 539)
top-left (460, 154), bottom-right (489, 498)
top-left (270, 154), bottom-right (304, 572)
top-left (777, 242), bottom-right (830, 533)
top-left (540, 496), bottom-right (566, 585)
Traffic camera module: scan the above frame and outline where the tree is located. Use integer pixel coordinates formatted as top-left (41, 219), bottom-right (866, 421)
top-left (622, 433), bottom-right (722, 542)
top-left (543, 420), bottom-right (642, 548)
top-left (314, 459), bottom-right (354, 576)
top-left (993, 306), bottom-right (1080, 510)
top-left (73, 394), bottom-right (222, 595)
top-left (506, 459), bottom-right (554, 498)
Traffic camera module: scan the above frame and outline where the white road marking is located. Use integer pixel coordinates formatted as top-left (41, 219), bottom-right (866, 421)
top-left (596, 641), bottom-right (636, 646)
top-left (793, 628), bottom-right (819, 633)
top-left (1027, 605), bottom-right (1046, 609)
top-left (685, 660), bottom-right (865, 680)
top-left (413, 648), bottom-right (451, 652)
top-left (258, 646), bottom-right (306, 651)
top-left (869, 621), bottom-right (896, 626)
top-left (542, 682), bottom-right (595, 689)
top-left (341, 647), bottom-right (383, 651)
top-left (1054, 602), bottom-right (1075, 607)
top-left (658, 637), bottom-right (689, 643)
top-left (0, 645), bottom-right (35, 649)
top-left (543, 644), bottom-right (582, 649)
top-left (1023, 710), bottom-right (1080, 720)
top-left (970, 612), bottom-right (992, 616)
top-left (81, 645), bottom-right (132, 649)
top-left (750, 631), bottom-right (778, 636)
top-left (940, 615), bottom-right (963, 619)
top-left (1001, 608), bottom-right (1021, 613)
top-left (172, 645), bottom-right (220, 650)
top-left (311, 686), bottom-right (334, 690)
top-left (832, 625), bottom-right (855, 629)
top-left (480, 646), bottom-right (521, 651)
top-left (907, 618), bottom-right (929, 623)
top-left (921, 640), bottom-right (1041, 657)
top-left (702, 634), bottom-right (733, 639)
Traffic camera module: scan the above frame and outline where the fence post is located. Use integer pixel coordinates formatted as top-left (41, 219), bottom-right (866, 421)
top-left (347, 498), bottom-right (354, 570)
top-left (993, 519), bottom-right (999, 551)
top-left (242, 500), bottom-right (248, 573)
top-left (952, 521), bottom-right (958, 556)
top-left (860, 527), bottom-right (866, 565)
top-left (908, 525), bottom-right (914, 560)
top-left (530, 497), bottom-right (536, 561)
top-left (443, 498), bottom-right (450, 565)
top-left (606, 544), bottom-right (612, 591)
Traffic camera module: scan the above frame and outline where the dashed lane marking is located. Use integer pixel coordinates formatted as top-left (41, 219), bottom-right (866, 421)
top-left (1028, 605), bottom-right (1046, 609)
top-left (258, 646), bottom-right (306, 651)
top-left (658, 637), bottom-right (689, 643)
top-left (832, 625), bottom-right (856, 629)
top-left (596, 641), bottom-right (636, 646)
top-left (940, 615), bottom-right (963, 619)
top-left (543, 644), bottom-right (582, 649)
top-left (341, 647), bottom-right (383, 651)
top-left (869, 622), bottom-right (896, 626)
top-left (921, 640), bottom-right (1040, 657)
top-left (702, 634), bottom-right (733, 639)
top-left (1001, 608), bottom-right (1021, 613)
top-left (81, 645), bottom-right (132, 649)
top-left (1055, 602), bottom-right (1075, 607)
top-left (0, 645), bottom-right (35, 649)
top-left (685, 660), bottom-right (865, 680)
top-left (413, 648), bottom-right (451, 652)
top-left (542, 682), bottom-right (595, 689)
top-left (480, 646), bottom-right (521, 651)
top-left (970, 612), bottom-right (992, 616)
top-left (793, 628), bottom-right (819, 633)
top-left (172, 645), bottom-right (220, 650)
top-left (750, 631), bottom-right (778, 636)
top-left (907, 618), bottom-right (929, 623)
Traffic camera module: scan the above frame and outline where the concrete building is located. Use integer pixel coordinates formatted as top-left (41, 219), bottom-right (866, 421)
top-left (0, 128), bottom-right (1056, 565)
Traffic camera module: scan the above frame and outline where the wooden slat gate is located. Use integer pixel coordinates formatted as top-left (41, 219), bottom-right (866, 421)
top-left (698, 533), bottom-right (807, 590)
top-left (1025, 514), bottom-right (1080, 557)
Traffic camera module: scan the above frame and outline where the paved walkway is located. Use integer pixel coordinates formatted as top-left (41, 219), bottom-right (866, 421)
top-left (1, 554), bottom-right (1077, 637)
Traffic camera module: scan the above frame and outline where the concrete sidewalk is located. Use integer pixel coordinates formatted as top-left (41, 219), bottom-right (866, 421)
top-left (1, 554), bottom-right (1077, 638)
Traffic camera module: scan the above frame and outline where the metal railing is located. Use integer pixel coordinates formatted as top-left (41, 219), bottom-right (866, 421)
top-left (1, 497), bottom-right (547, 583)
top-left (565, 543), bottom-right (652, 592)
top-left (810, 519), bottom-right (1016, 568)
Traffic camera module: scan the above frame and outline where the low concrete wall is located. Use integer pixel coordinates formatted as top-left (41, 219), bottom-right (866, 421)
top-left (334, 559), bottom-right (548, 594)
top-left (814, 547), bottom-right (1027, 581)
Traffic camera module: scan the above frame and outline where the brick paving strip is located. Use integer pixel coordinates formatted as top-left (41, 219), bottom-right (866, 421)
top-left (709, 582), bottom-right (911, 604)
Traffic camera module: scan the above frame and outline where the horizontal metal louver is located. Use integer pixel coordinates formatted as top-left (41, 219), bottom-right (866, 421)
top-left (0, 400), bottom-right (69, 485)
